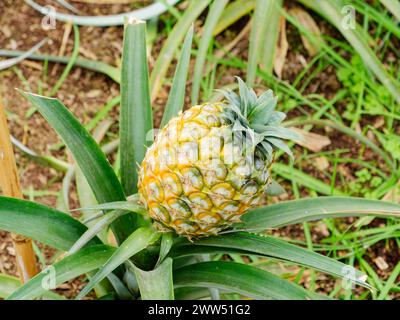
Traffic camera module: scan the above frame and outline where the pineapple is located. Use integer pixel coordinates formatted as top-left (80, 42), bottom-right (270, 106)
top-left (138, 78), bottom-right (299, 238)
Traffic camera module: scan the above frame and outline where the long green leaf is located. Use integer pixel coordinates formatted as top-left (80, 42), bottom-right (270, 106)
top-left (0, 196), bottom-right (98, 251)
top-left (131, 258), bottom-right (174, 300)
top-left (120, 19), bottom-right (153, 196)
top-left (174, 261), bottom-right (321, 300)
top-left (160, 25), bottom-right (194, 128)
top-left (259, 0), bottom-right (282, 74)
top-left (191, 0), bottom-right (228, 105)
top-left (157, 233), bottom-right (174, 267)
top-left (171, 232), bottom-right (369, 288)
top-left (298, 0), bottom-right (400, 103)
top-left (272, 163), bottom-right (344, 195)
top-left (107, 273), bottom-right (134, 300)
top-left (247, 0), bottom-right (281, 85)
top-left (19, 92), bottom-right (135, 243)
top-left (150, 0), bottom-right (210, 101)
top-left (11, 135), bottom-right (70, 172)
top-left (380, 0), bottom-right (400, 21)
top-left (174, 287), bottom-right (210, 300)
top-left (0, 274), bottom-right (19, 299)
top-left (0, 50), bottom-right (121, 83)
top-left (25, 0), bottom-right (180, 26)
top-left (236, 196), bottom-right (400, 231)
top-left (7, 245), bottom-right (115, 300)
top-left (213, 0), bottom-right (255, 36)
top-left (0, 38), bottom-right (47, 71)
top-left (0, 273), bottom-right (66, 300)
top-left (68, 210), bottom-right (128, 255)
top-left (76, 227), bottom-right (160, 300)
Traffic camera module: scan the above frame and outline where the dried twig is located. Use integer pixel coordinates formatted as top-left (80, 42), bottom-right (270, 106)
top-left (0, 96), bottom-right (39, 283)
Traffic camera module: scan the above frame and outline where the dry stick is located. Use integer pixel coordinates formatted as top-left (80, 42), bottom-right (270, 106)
top-left (51, 22), bottom-right (72, 76)
top-left (0, 96), bottom-right (39, 283)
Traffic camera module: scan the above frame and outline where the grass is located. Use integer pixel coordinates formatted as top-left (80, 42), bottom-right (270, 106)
top-left (0, 0), bottom-right (399, 300)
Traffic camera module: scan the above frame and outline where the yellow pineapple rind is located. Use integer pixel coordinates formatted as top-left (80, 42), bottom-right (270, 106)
top-left (138, 103), bottom-right (272, 238)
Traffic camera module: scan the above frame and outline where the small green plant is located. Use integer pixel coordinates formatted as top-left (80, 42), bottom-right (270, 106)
top-left (347, 168), bottom-right (383, 197)
top-left (1, 20), bottom-right (400, 301)
top-left (337, 56), bottom-right (393, 123)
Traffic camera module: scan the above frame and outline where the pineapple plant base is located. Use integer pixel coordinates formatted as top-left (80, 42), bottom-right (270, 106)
top-left (138, 78), bottom-right (299, 238)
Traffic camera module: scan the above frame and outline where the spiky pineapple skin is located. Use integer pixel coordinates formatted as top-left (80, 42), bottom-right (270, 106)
top-left (138, 103), bottom-right (272, 238)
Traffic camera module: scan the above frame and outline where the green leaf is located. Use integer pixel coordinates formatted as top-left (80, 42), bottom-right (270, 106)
top-left (0, 273), bottom-right (66, 300)
top-left (265, 179), bottom-right (286, 196)
top-left (0, 50), bottom-right (121, 83)
top-left (18, 91), bottom-right (135, 243)
top-left (107, 273), bottom-right (134, 300)
top-left (68, 210), bottom-right (128, 255)
top-left (236, 196), bottom-right (400, 231)
top-left (157, 233), bottom-right (174, 267)
top-left (160, 25), bottom-right (194, 128)
top-left (130, 258), bottom-right (174, 300)
top-left (174, 261), bottom-right (321, 300)
top-left (11, 135), bottom-right (70, 173)
top-left (273, 163), bottom-right (344, 195)
top-left (191, 0), bottom-right (229, 105)
top-left (26, 0), bottom-right (180, 26)
top-left (75, 165), bottom-right (100, 226)
top-left (298, 0), bottom-right (400, 104)
top-left (380, 0), bottom-right (400, 21)
top-left (260, 0), bottom-right (282, 74)
top-left (377, 260), bottom-right (400, 300)
top-left (76, 227), bottom-right (160, 300)
top-left (73, 200), bottom-right (147, 215)
top-left (247, 0), bottom-right (281, 85)
top-left (171, 232), bottom-right (369, 288)
top-left (120, 19), bottom-right (153, 196)
top-left (7, 245), bottom-right (115, 300)
top-left (150, 0), bottom-right (211, 101)
top-left (0, 274), bottom-right (19, 299)
top-left (0, 38), bottom-right (48, 71)
top-left (0, 196), bottom-right (99, 251)
top-left (213, 0), bottom-right (255, 36)
top-left (174, 287), bottom-right (210, 300)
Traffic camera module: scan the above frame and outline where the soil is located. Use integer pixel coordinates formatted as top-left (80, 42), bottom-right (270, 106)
top-left (0, 0), bottom-right (398, 299)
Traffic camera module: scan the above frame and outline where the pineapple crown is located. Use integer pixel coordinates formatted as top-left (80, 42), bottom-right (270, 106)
top-left (219, 77), bottom-right (300, 163)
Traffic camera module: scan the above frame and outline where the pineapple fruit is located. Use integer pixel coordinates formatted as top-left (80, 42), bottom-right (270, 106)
top-left (138, 78), bottom-right (299, 238)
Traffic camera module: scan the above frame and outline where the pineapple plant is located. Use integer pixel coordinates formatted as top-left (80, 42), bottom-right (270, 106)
top-left (138, 78), bottom-right (298, 238)
top-left (0, 20), bottom-right (399, 301)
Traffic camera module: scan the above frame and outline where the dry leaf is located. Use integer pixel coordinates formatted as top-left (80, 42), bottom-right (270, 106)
top-left (52, 22), bottom-right (72, 76)
top-left (273, 16), bottom-right (288, 78)
top-left (374, 257), bottom-right (389, 271)
top-left (383, 180), bottom-right (400, 202)
top-left (289, 127), bottom-right (331, 152)
top-left (373, 116), bottom-right (385, 129)
top-left (314, 156), bottom-right (329, 171)
top-left (288, 7), bottom-right (323, 56)
top-left (315, 221), bottom-right (330, 237)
